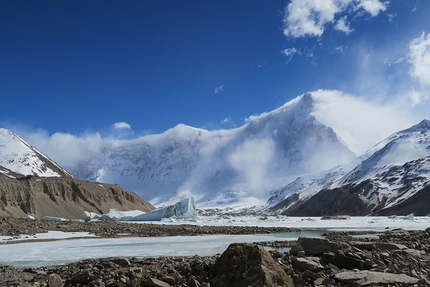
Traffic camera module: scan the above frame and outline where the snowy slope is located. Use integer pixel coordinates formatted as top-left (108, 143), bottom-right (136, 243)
top-left (69, 93), bottom-right (356, 207)
top-left (270, 120), bottom-right (430, 215)
top-left (0, 128), bottom-right (72, 178)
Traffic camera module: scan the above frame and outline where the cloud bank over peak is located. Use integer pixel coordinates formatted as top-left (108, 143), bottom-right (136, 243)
top-left (283, 0), bottom-right (389, 38)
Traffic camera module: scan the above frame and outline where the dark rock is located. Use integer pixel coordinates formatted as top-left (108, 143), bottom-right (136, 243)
top-left (323, 251), bottom-right (365, 270)
top-left (69, 271), bottom-right (90, 285)
top-left (292, 257), bottom-right (325, 272)
top-left (297, 236), bottom-right (350, 255)
top-left (110, 258), bottom-right (131, 266)
top-left (209, 243), bottom-right (293, 287)
top-left (376, 242), bottom-right (408, 251)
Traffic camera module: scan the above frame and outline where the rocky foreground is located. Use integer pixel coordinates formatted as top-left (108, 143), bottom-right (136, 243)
top-left (2, 225), bottom-right (430, 287)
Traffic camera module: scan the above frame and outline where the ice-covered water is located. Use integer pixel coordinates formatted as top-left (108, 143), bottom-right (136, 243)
top-left (1, 215), bottom-right (429, 268)
top-left (0, 231), bottom-right (321, 268)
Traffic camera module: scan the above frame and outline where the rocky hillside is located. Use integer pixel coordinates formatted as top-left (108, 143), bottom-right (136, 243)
top-left (0, 167), bottom-right (154, 219)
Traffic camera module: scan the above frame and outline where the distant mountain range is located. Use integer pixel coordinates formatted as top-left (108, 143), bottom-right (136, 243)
top-left (1, 92), bottom-right (429, 216)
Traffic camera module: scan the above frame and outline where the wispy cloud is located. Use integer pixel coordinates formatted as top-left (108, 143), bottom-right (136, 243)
top-left (220, 117), bottom-right (232, 125)
top-left (281, 47), bottom-right (299, 63)
top-left (214, 84), bottom-right (224, 94)
top-left (310, 89), bottom-right (417, 154)
top-left (283, 0), bottom-right (389, 38)
top-left (112, 121), bottom-right (131, 130)
top-left (334, 16), bottom-right (353, 34)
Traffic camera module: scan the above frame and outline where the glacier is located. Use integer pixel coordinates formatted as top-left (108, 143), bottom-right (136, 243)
top-left (83, 197), bottom-right (198, 221)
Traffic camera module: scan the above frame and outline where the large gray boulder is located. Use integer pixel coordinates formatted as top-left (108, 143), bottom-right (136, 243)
top-left (209, 243), bottom-right (293, 287)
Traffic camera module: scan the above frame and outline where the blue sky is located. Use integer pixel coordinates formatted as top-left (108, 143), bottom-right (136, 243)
top-left (1, 0), bottom-right (429, 142)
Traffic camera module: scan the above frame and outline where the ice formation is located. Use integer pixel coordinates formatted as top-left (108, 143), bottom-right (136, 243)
top-left (83, 197), bottom-right (198, 221)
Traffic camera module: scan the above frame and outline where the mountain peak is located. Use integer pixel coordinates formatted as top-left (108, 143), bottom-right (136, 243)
top-left (400, 119), bottom-right (430, 133)
top-left (0, 128), bottom-right (72, 178)
top-left (416, 119), bottom-right (430, 129)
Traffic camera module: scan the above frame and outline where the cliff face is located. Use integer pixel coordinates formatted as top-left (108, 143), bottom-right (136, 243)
top-left (0, 174), bottom-right (154, 219)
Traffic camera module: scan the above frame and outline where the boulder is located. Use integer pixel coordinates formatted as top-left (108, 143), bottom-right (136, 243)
top-left (376, 242), bottom-right (408, 251)
top-left (297, 236), bottom-right (350, 255)
top-left (323, 251), bottom-right (365, 270)
top-left (292, 257), bottom-right (325, 272)
top-left (335, 270), bottom-right (419, 286)
top-left (209, 243), bottom-right (293, 287)
top-left (48, 273), bottom-right (62, 287)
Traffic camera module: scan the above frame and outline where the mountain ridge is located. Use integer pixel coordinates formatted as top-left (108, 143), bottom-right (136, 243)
top-left (269, 118), bottom-right (430, 216)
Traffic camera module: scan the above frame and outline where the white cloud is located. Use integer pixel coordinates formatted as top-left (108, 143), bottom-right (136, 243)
top-left (357, 0), bottom-right (388, 17)
top-left (220, 117), bottom-right (232, 125)
top-left (283, 0), bottom-right (345, 38)
top-left (283, 0), bottom-right (389, 38)
top-left (281, 47), bottom-right (300, 62)
top-left (334, 45), bottom-right (346, 52)
top-left (334, 16), bottom-right (353, 34)
top-left (112, 122), bottom-right (131, 130)
top-left (20, 130), bottom-right (106, 170)
top-left (214, 84), bottom-right (224, 94)
top-left (408, 32), bottom-right (430, 87)
top-left (228, 138), bottom-right (276, 194)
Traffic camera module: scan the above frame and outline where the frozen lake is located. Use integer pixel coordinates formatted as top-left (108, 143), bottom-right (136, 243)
top-left (1, 215), bottom-right (429, 268)
top-left (0, 231), bottom-right (322, 268)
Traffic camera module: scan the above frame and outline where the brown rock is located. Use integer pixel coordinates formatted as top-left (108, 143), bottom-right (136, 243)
top-left (209, 243), bottom-right (293, 287)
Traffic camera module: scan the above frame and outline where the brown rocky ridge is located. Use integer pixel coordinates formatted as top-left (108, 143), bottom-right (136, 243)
top-left (0, 167), bottom-right (154, 219)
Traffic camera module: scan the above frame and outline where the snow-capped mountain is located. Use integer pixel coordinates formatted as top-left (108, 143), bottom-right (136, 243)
top-left (269, 120), bottom-right (430, 216)
top-left (0, 128), bottom-right (72, 178)
top-left (68, 93), bottom-right (356, 207)
top-left (0, 129), bottom-right (154, 219)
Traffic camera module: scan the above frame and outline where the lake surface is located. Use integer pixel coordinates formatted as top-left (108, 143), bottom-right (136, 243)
top-left (0, 231), bottom-right (323, 268)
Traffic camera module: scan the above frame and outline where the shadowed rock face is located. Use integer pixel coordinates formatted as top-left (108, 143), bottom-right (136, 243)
top-left (0, 174), bottom-right (154, 219)
top-left (209, 243), bottom-right (294, 287)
